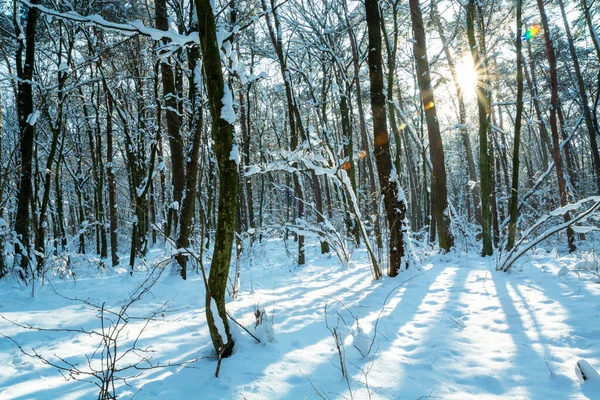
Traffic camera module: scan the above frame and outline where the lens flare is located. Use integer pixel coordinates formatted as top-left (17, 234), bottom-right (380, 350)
top-left (522, 24), bottom-right (540, 41)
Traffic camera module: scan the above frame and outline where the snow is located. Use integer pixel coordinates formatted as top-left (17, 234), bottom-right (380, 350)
top-left (557, 265), bottom-right (571, 277)
top-left (577, 359), bottom-right (600, 382)
top-left (209, 300), bottom-right (229, 348)
top-left (551, 196), bottom-right (600, 216)
top-left (57, 62), bottom-right (69, 72)
top-left (1, 244), bottom-right (600, 399)
top-left (572, 226), bottom-right (598, 234)
top-left (220, 85), bottom-right (235, 125)
top-left (229, 144), bottom-right (240, 165)
top-left (21, 1), bottom-right (199, 46)
top-left (351, 326), bottom-right (371, 357)
top-left (26, 110), bottom-right (40, 126)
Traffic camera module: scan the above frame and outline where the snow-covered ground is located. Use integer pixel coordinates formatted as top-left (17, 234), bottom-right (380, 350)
top-left (1, 240), bottom-right (599, 399)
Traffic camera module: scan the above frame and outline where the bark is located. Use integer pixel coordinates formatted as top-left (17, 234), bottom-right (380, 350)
top-left (409, 0), bottom-right (454, 252)
top-left (558, 0), bottom-right (600, 194)
top-left (196, 0), bottom-right (237, 357)
top-left (507, 0), bottom-right (525, 250)
top-left (339, 84), bottom-right (360, 245)
top-left (344, 2), bottom-right (383, 249)
top-left (175, 43), bottom-right (204, 279)
top-left (536, 0), bottom-right (576, 252)
top-left (34, 32), bottom-right (74, 273)
top-left (54, 149), bottom-right (67, 252)
top-left (365, 0), bottom-right (409, 277)
top-left (14, 0), bottom-right (41, 282)
top-left (156, 0), bottom-right (186, 239)
top-left (524, 42), bottom-right (552, 167)
top-left (466, 1), bottom-right (493, 256)
top-left (88, 84), bottom-right (108, 259)
top-left (240, 88), bottom-right (255, 232)
top-left (106, 91), bottom-right (119, 267)
top-left (0, 92), bottom-right (4, 277)
top-left (432, 4), bottom-right (481, 226)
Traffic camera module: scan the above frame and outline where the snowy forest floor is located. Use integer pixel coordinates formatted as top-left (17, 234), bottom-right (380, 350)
top-left (1, 240), bottom-right (600, 399)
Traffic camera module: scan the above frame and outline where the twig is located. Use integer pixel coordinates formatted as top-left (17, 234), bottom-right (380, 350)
top-left (448, 316), bottom-right (462, 328)
top-left (368, 270), bottom-right (429, 355)
top-left (544, 356), bottom-right (555, 375)
top-left (417, 390), bottom-right (441, 399)
top-left (226, 311), bottom-right (261, 344)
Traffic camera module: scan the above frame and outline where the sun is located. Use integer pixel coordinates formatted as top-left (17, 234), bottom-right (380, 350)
top-left (454, 57), bottom-right (478, 98)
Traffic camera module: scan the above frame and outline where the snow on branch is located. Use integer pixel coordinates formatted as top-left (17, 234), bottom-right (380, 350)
top-left (498, 196), bottom-right (600, 272)
top-left (20, 0), bottom-right (199, 46)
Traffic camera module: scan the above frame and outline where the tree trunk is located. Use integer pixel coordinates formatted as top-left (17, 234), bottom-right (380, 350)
top-left (106, 90), bottom-right (119, 266)
top-left (365, 0), bottom-right (409, 277)
top-left (558, 0), bottom-right (600, 194)
top-left (196, 0), bottom-right (237, 358)
top-left (409, 0), bottom-right (454, 252)
top-left (507, 0), bottom-right (525, 250)
top-left (175, 43), bottom-right (204, 279)
top-left (344, 2), bottom-right (383, 250)
top-left (14, 0), bottom-right (40, 282)
top-left (339, 84), bottom-right (360, 245)
top-left (433, 7), bottom-right (481, 225)
top-left (466, 1), bottom-right (493, 256)
top-left (156, 0), bottom-right (185, 238)
top-left (536, 0), bottom-right (576, 252)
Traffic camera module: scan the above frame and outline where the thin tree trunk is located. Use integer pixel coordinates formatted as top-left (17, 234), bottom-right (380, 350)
top-left (466, 1), bottom-right (493, 256)
top-left (507, 0), bottom-right (524, 250)
top-left (261, 0), bottom-right (306, 265)
top-left (558, 0), bottom-right (600, 193)
top-left (344, 2), bottom-right (383, 250)
top-left (156, 0), bottom-right (185, 238)
top-left (339, 84), bottom-right (360, 245)
top-left (175, 42), bottom-right (204, 279)
top-left (241, 88), bottom-right (255, 233)
top-left (105, 87), bottom-right (119, 266)
top-left (536, 0), bottom-right (576, 252)
top-left (432, 4), bottom-right (481, 226)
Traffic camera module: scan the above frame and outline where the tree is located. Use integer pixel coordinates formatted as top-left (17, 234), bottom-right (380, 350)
top-left (507, 0), bottom-right (525, 250)
top-left (365, 0), bottom-right (409, 277)
top-left (557, 0), bottom-right (600, 194)
top-left (175, 6), bottom-right (204, 280)
top-left (535, 0), bottom-right (576, 252)
top-left (409, 0), bottom-right (454, 252)
top-left (13, 0), bottom-right (41, 282)
top-left (466, 0), bottom-right (493, 256)
top-left (432, 3), bottom-right (481, 226)
top-left (261, 0), bottom-right (309, 266)
top-left (195, 0), bottom-right (237, 357)
top-left (155, 0), bottom-right (186, 240)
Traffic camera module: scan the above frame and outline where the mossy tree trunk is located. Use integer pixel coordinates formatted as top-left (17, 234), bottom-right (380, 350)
top-left (195, 0), bottom-right (237, 357)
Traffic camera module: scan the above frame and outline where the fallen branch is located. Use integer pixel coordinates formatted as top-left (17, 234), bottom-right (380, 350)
top-left (226, 311), bottom-right (261, 344)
